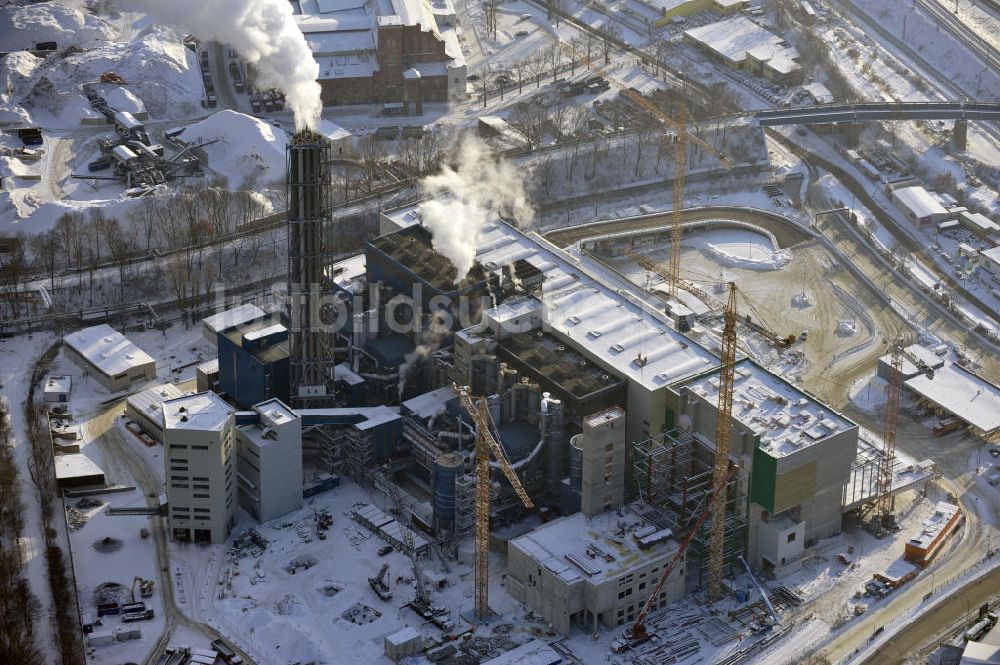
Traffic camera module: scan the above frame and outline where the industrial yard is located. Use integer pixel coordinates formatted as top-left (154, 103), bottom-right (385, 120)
top-left (1, 1), bottom-right (1000, 665)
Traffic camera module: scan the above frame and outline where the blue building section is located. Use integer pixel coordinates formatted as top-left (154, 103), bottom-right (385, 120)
top-left (334, 363), bottom-right (367, 407)
top-left (217, 320), bottom-right (290, 410)
top-left (365, 333), bottom-right (413, 370)
top-left (296, 406), bottom-right (402, 461)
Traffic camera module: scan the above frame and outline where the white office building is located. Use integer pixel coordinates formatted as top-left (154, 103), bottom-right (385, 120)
top-left (163, 392), bottom-right (237, 544)
top-left (235, 399), bottom-right (303, 523)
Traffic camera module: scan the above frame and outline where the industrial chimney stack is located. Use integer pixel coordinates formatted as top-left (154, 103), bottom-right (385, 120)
top-left (287, 130), bottom-right (336, 408)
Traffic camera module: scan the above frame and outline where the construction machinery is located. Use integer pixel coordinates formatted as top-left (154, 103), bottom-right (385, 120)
top-left (628, 249), bottom-right (795, 349)
top-left (738, 555), bottom-right (779, 632)
top-left (130, 576), bottom-right (154, 602)
top-left (708, 283), bottom-right (739, 601)
top-left (453, 384), bottom-right (534, 620)
top-left (368, 563), bottom-right (393, 602)
top-left (613, 465), bottom-right (737, 653)
top-left (376, 469), bottom-right (454, 629)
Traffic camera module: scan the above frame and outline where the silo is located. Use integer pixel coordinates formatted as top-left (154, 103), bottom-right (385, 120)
top-left (541, 392), bottom-right (565, 493)
top-left (433, 452), bottom-right (464, 526)
top-left (569, 434), bottom-right (583, 493)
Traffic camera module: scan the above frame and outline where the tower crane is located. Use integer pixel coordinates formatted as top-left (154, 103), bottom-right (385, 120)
top-left (613, 465), bottom-right (737, 653)
top-left (628, 249), bottom-right (795, 350)
top-left (708, 282), bottom-right (739, 601)
top-left (453, 384), bottom-right (534, 620)
top-left (556, 40), bottom-right (733, 292)
top-left (873, 340), bottom-right (934, 537)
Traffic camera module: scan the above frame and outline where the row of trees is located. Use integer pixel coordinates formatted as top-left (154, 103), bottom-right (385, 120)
top-left (25, 344), bottom-right (84, 665)
top-left (0, 396), bottom-right (43, 664)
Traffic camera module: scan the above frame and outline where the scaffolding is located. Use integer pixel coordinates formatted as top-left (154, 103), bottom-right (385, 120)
top-left (632, 429), bottom-right (746, 588)
top-left (453, 472), bottom-right (476, 541)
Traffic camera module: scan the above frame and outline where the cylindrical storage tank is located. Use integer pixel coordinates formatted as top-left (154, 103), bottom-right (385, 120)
top-left (433, 452), bottom-right (463, 525)
top-left (569, 434), bottom-right (583, 493)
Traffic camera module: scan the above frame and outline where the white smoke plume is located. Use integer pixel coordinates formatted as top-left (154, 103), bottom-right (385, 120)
top-left (419, 135), bottom-right (532, 283)
top-left (121, 0), bottom-right (322, 131)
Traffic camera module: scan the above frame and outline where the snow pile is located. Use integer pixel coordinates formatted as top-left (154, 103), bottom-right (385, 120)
top-left (100, 85), bottom-right (146, 115)
top-left (0, 1), bottom-right (117, 51)
top-left (121, 0), bottom-right (322, 130)
top-left (178, 110), bottom-right (288, 183)
top-left (848, 374), bottom-right (889, 414)
top-left (836, 319), bottom-right (858, 337)
top-left (0, 19), bottom-right (203, 125)
top-left (700, 228), bottom-right (791, 270)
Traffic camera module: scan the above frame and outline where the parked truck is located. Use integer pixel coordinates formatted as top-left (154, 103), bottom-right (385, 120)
top-left (211, 638), bottom-right (244, 664)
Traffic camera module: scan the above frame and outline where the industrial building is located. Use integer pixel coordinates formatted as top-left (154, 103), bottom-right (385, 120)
top-left (506, 506), bottom-right (685, 634)
top-left (903, 362), bottom-right (1000, 440)
top-left (63, 324), bottom-right (157, 392)
top-left (162, 392), bottom-right (237, 544)
top-left (904, 501), bottom-right (963, 566)
top-left (683, 17), bottom-right (804, 85)
top-left (43, 375), bottom-right (72, 403)
top-left (292, 0), bottom-right (466, 109)
top-left (644, 359), bottom-right (860, 573)
top-left (234, 399), bottom-right (303, 523)
top-left (889, 183), bottom-right (952, 226)
top-left (54, 453), bottom-right (106, 490)
top-left (216, 316), bottom-right (290, 410)
top-left (202, 303), bottom-right (267, 347)
top-left (125, 382), bottom-right (186, 442)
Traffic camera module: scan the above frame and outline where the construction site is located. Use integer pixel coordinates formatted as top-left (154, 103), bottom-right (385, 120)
top-left (4, 1), bottom-right (1000, 664)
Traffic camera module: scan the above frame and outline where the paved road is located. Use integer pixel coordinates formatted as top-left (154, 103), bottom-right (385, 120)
top-left (859, 562), bottom-right (1000, 664)
top-left (83, 396), bottom-right (257, 665)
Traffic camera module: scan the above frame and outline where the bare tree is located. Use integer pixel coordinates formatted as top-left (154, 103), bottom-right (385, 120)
top-left (599, 23), bottom-right (619, 65)
top-left (508, 103), bottom-right (549, 151)
top-left (29, 231), bottom-right (59, 293)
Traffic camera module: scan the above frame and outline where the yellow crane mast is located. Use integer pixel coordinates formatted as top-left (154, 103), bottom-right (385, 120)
top-left (708, 283), bottom-right (738, 601)
top-left (453, 384), bottom-right (534, 619)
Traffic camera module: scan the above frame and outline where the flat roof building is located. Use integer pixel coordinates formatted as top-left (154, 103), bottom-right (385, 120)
top-left (235, 399), bottom-right (303, 523)
top-left (683, 16), bottom-right (803, 84)
top-left (675, 359), bottom-right (858, 569)
top-left (891, 185), bottom-right (951, 226)
top-left (904, 362), bottom-right (1000, 439)
top-left (163, 392), bottom-right (237, 544)
top-left (202, 304), bottom-right (266, 347)
top-left (63, 324), bottom-right (156, 392)
top-left (125, 382), bottom-right (186, 442)
top-left (43, 375), bottom-right (72, 403)
top-left (904, 501), bottom-right (962, 566)
top-left (54, 453), bottom-right (105, 490)
top-left (506, 506), bottom-right (684, 634)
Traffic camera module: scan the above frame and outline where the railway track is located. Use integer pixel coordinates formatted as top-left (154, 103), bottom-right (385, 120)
top-left (915, 0), bottom-right (1000, 73)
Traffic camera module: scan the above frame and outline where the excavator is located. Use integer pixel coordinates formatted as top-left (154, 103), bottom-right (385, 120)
top-left (130, 576), bottom-right (155, 603)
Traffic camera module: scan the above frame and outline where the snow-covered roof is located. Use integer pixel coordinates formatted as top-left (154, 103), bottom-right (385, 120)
top-left (960, 211), bottom-right (1000, 235)
top-left (63, 324), bottom-right (155, 378)
top-left (893, 185), bottom-right (949, 219)
top-left (316, 56), bottom-right (377, 80)
top-left (684, 16), bottom-right (791, 65)
top-left (904, 363), bottom-right (1000, 434)
top-left (44, 375), bottom-right (72, 395)
top-left (480, 640), bottom-right (562, 665)
top-left (510, 507), bottom-right (678, 585)
top-left (381, 206), bottom-right (720, 391)
top-left (880, 343), bottom-right (945, 378)
top-left (401, 386), bottom-right (455, 419)
top-left (203, 305), bottom-right (267, 337)
top-left (385, 626), bottom-right (421, 646)
top-left (907, 501), bottom-right (960, 550)
top-left (304, 30), bottom-right (376, 55)
top-left (685, 359), bottom-right (854, 455)
top-left (54, 453), bottom-right (104, 481)
top-left (317, 119), bottom-right (352, 143)
top-left (162, 391), bottom-right (234, 432)
top-left (981, 245), bottom-right (1000, 267)
top-left (126, 382), bottom-right (186, 427)
top-left (803, 82), bottom-right (833, 104)
top-left (334, 362), bottom-right (365, 386)
top-left (961, 642), bottom-right (1000, 664)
